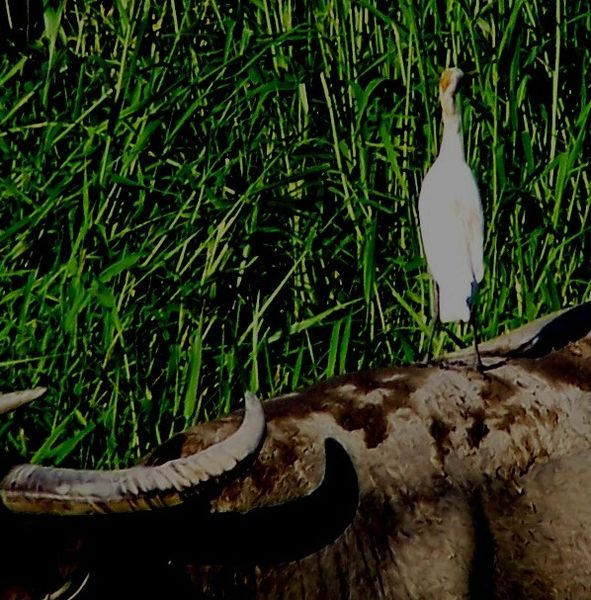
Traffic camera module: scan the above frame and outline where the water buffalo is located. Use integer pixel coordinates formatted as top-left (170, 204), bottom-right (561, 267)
top-left (2, 303), bottom-right (591, 599)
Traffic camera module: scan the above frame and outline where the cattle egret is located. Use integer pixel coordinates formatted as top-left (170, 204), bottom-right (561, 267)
top-left (418, 67), bottom-right (484, 369)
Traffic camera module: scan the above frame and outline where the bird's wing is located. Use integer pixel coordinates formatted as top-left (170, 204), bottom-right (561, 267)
top-left (454, 167), bottom-right (484, 283)
top-left (419, 184), bottom-right (473, 285)
top-left (419, 163), bottom-right (480, 280)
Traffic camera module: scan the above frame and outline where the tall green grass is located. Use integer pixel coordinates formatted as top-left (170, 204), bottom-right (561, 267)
top-left (0, 0), bottom-right (589, 467)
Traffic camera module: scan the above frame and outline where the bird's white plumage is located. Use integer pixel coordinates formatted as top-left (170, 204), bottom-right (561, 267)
top-left (418, 68), bottom-right (483, 323)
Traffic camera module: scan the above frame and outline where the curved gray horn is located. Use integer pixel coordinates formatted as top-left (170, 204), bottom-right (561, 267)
top-left (0, 387), bottom-right (46, 415)
top-left (0, 392), bottom-right (265, 515)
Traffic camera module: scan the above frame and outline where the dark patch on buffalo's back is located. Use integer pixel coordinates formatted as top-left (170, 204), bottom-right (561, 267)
top-left (263, 367), bottom-right (424, 449)
top-left (467, 409), bottom-right (489, 449)
top-left (333, 402), bottom-right (388, 449)
top-left (430, 418), bottom-right (452, 463)
top-left (339, 370), bottom-right (384, 394)
top-left (269, 393), bottom-right (391, 449)
top-left (529, 405), bottom-right (560, 429)
top-left (380, 378), bottom-right (419, 411)
top-left (265, 366), bottom-right (423, 419)
top-left (495, 404), bottom-right (528, 432)
top-left (162, 367), bottom-right (423, 465)
top-left (480, 374), bottom-right (518, 406)
top-left (344, 365), bottom-right (426, 394)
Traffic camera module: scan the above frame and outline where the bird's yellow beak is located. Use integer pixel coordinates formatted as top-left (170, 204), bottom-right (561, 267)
top-left (439, 68), bottom-right (464, 94)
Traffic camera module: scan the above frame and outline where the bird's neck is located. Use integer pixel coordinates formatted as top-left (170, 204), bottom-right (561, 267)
top-left (439, 112), bottom-right (465, 161)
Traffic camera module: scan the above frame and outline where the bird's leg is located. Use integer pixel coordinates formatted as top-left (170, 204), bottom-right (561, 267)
top-left (422, 283), bottom-right (439, 364)
top-left (469, 305), bottom-right (508, 372)
top-left (470, 309), bottom-right (484, 372)
top-left (440, 324), bottom-right (465, 348)
top-left (423, 318), bottom-right (438, 364)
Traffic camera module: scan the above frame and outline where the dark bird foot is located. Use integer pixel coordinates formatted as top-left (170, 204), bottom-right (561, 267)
top-left (437, 358), bottom-right (470, 370)
top-left (476, 357), bottom-right (508, 373)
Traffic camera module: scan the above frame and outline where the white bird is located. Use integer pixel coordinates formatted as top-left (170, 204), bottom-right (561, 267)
top-left (418, 67), bottom-right (484, 368)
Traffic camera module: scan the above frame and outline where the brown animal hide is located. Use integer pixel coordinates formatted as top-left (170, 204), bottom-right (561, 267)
top-left (2, 303), bottom-right (591, 599)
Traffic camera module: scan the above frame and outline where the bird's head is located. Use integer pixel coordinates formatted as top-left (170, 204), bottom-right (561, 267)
top-left (439, 67), bottom-right (464, 117)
